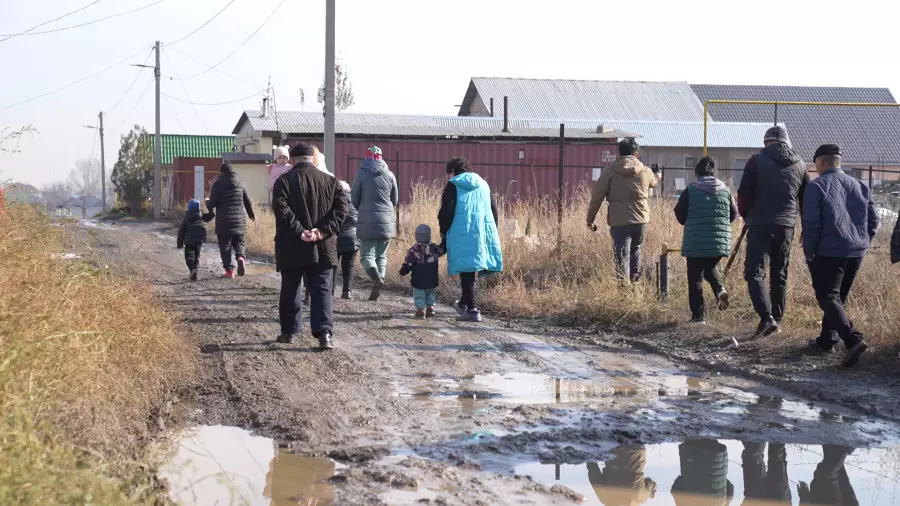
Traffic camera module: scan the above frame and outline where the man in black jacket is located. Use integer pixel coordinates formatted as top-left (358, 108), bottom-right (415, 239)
top-left (737, 126), bottom-right (810, 337)
top-left (206, 163), bottom-right (255, 278)
top-left (272, 143), bottom-right (348, 350)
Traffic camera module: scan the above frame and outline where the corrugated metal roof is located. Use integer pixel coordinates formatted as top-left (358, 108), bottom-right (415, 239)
top-left (140, 134), bottom-right (236, 165)
top-left (692, 84), bottom-right (900, 164)
top-left (234, 111), bottom-right (636, 140)
top-left (459, 77), bottom-right (707, 121)
top-left (596, 120), bottom-right (788, 148)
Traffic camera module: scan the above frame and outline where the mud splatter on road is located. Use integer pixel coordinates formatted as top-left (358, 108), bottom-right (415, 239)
top-left (76, 221), bottom-right (900, 505)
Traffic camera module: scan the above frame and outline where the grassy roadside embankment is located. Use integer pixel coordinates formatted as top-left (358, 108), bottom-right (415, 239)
top-left (242, 181), bottom-right (900, 360)
top-left (0, 205), bottom-right (196, 505)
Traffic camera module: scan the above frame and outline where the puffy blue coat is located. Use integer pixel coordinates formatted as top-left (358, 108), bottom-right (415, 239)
top-left (445, 173), bottom-right (503, 276)
top-left (801, 168), bottom-right (878, 260)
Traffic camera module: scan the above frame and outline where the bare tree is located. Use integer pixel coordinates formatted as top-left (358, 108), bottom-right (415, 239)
top-left (322, 59), bottom-right (356, 112)
top-left (68, 158), bottom-right (102, 196)
top-left (0, 125), bottom-right (36, 154)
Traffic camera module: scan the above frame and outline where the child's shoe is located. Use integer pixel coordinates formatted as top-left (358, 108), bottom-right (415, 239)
top-left (224, 269), bottom-right (236, 279)
top-left (236, 256), bottom-right (246, 277)
top-left (190, 269), bottom-right (198, 281)
top-left (341, 291), bottom-right (352, 300)
top-left (425, 306), bottom-right (436, 318)
top-left (415, 309), bottom-right (426, 319)
top-left (453, 300), bottom-right (467, 316)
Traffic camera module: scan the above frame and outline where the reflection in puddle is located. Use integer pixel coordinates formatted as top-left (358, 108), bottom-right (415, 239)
top-left (401, 372), bottom-right (886, 433)
top-left (398, 372), bottom-right (702, 405)
top-left (516, 440), bottom-right (900, 505)
top-left (160, 425), bottom-right (334, 505)
top-left (243, 262), bottom-right (278, 276)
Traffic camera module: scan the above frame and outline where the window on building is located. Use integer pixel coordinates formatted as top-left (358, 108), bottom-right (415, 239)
top-left (684, 156), bottom-right (697, 168)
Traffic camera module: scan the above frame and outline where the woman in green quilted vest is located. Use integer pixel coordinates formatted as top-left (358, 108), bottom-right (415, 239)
top-left (674, 157), bottom-right (738, 323)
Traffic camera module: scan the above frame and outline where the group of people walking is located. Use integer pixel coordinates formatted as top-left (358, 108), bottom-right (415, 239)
top-left (588, 127), bottom-right (889, 367)
top-left (178, 127), bottom-right (898, 363)
top-left (180, 142), bottom-right (503, 351)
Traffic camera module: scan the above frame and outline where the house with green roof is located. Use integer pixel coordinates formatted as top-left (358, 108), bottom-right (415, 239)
top-left (137, 134), bottom-right (237, 211)
top-left (140, 134), bottom-right (236, 165)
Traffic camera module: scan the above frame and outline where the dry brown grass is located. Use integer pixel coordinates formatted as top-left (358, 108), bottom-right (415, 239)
top-left (0, 205), bottom-right (197, 505)
top-left (243, 182), bottom-right (900, 352)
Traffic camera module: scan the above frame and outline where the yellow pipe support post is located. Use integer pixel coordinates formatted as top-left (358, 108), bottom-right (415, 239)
top-left (703, 102), bottom-right (709, 156)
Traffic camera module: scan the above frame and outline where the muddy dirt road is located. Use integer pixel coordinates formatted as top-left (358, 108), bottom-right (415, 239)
top-left (77, 220), bottom-right (900, 505)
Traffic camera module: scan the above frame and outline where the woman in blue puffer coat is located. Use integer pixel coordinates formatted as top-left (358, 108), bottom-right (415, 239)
top-left (437, 157), bottom-right (503, 322)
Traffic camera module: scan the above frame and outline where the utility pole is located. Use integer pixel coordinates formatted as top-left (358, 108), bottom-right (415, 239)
top-left (98, 111), bottom-right (107, 213)
top-left (324, 0), bottom-right (336, 173)
top-left (153, 40), bottom-right (162, 219)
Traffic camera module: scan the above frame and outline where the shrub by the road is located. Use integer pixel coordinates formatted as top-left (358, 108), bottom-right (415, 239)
top-left (0, 205), bottom-right (196, 504)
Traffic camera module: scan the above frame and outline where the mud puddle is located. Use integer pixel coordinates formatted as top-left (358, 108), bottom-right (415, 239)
top-left (515, 439), bottom-right (900, 505)
top-left (160, 425), bottom-right (337, 505)
top-left (395, 369), bottom-right (702, 406)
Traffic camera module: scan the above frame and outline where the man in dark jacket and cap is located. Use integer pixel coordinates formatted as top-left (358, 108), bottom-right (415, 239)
top-left (737, 126), bottom-right (810, 337)
top-left (206, 163), bottom-right (256, 278)
top-left (803, 144), bottom-right (877, 367)
top-left (272, 143), bottom-right (348, 350)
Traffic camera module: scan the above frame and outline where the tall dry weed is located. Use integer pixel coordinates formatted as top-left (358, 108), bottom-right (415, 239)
top-left (0, 205), bottom-right (196, 504)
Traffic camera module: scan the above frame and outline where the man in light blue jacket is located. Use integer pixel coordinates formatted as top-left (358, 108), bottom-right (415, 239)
top-left (802, 144), bottom-right (878, 367)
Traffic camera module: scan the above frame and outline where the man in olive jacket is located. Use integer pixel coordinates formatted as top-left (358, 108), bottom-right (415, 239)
top-left (587, 138), bottom-right (658, 282)
top-left (272, 143), bottom-right (348, 350)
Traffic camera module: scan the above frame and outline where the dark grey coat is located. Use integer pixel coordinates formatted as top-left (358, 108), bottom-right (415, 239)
top-left (738, 143), bottom-right (809, 228)
top-left (177, 209), bottom-right (207, 248)
top-left (338, 198), bottom-right (359, 253)
top-left (351, 159), bottom-right (398, 240)
top-left (207, 170), bottom-right (255, 236)
top-left (272, 162), bottom-right (349, 270)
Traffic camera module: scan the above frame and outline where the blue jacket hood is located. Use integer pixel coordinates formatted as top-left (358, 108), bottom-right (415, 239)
top-left (360, 158), bottom-right (388, 175)
top-left (450, 172), bottom-right (483, 191)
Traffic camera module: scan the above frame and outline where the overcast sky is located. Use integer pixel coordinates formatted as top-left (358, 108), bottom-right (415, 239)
top-left (1, 0), bottom-right (898, 187)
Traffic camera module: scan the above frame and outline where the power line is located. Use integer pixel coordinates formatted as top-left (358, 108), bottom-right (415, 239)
top-left (164, 97), bottom-right (189, 134)
top-left (112, 74), bottom-right (154, 131)
top-left (162, 91), bottom-right (263, 106)
top-left (0, 0), bottom-right (103, 43)
top-left (165, 0), bottom-right (238, 47)
top-left (163, 49), bottom-right (209, 133)
top-left (105, 48), bottom-right (154, 114)
top-left (179, 0), bottom-right (287, 80)
top-left (0, 45), bottom-right (151, 112)
top-left (168, 47), bottom-right (262, 91)
top-left (0, 0), bottom-right (166, 37)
